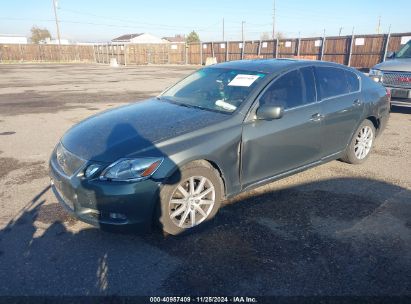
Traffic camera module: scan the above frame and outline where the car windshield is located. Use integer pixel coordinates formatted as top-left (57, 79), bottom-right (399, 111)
top-left (395, 40), bottom-right (411, 58)
top-left (161, 68), bottom-right (266, 113)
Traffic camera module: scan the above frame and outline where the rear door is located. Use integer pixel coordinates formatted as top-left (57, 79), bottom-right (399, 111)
top-left (314, 67), bottom-right (363, 157)
top-left (241, 67), bottom-right (322, 188)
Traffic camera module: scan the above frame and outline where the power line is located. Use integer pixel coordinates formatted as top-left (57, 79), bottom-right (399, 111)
top-left (1, 16), bottom-right (221, 33)
top-left (59, 7), bottom-right (221, 32)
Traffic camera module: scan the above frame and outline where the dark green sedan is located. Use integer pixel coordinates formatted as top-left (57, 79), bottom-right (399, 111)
top-left (49, 59), bottom-right (390, 235)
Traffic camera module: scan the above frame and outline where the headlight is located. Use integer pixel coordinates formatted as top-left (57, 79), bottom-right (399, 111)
top-left (84, 163), bottom-right (101, 178)
top-left (369, 69), bottom-right (382, 76)
top-left (100, 158), bottom-right (163, 181)
top-left (369, 69), bottom-right (383, 82)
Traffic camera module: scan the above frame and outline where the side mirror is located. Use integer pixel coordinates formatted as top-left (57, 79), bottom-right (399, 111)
top-left (386, 51), bottom-right (395, 59)
top-left (256, 104), bottom-right (284, 120)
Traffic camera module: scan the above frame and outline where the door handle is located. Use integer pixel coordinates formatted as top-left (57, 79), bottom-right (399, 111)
top-left (310, 113), bottom-right (324, 122)
top-left (353, 99), bottom-right (362, 106)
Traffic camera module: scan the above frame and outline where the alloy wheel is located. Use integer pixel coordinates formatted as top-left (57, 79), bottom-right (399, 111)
top-left (168, 176), bottom-right (216, 229)
top-left (354, 126), bottom-right (373, 160)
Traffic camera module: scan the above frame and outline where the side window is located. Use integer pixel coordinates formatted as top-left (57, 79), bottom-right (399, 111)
top-left (315, 67), bottom-right (349, 99)
top-left (259, 70), bottom-right (304, 109)
top-left (345, 70), bottom-right (360, 92)
top-left (300, 66), bottom-right (317, 103)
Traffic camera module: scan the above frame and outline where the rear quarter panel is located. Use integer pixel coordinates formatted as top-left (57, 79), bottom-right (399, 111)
top-left (359, 73), bottom-right (390, 136)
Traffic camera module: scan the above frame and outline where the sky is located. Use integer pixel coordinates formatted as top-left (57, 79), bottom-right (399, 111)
top-left (0, 0), bottom-right (410, 42)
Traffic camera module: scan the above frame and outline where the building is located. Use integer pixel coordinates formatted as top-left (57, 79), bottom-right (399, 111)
top-left (111, 33), bottom-right (166, 44)
top-left (162, 34), bottom-right (186, 44)
top-left (40, 37), bottom-right (70, 45)
top-left (0, 35), bottom-right (27, 44)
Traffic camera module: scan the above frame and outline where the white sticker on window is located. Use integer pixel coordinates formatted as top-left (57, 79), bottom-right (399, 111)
top-left (315, 40), bottom-right (322, 47)
top-left (220, 43), bottom-right (226, 48)
top-left (285, 41), bottom-right (292, 47)
top-left (401, 36), bottom-right (411, 44)
top-left (262, 42), bottom-right (268, 48)
top-left (215, 99), bottom-right (237, 111)
top-left (228, 74), bottom-right (260, 87)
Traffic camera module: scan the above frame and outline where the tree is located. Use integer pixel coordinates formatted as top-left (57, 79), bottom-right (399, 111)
top-left (186, 31), bottom-right (200, 43)
top-left (260, 32), bottom-right (270, 40)
top-left (30, 26), bottom-right (51, 44)
top-left (275, 31), bottom-right (285, 40)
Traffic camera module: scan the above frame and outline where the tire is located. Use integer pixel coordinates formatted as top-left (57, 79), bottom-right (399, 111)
top-left (157, 161), bottom-right (223, 236)
top-left (341, 119), bottom-right (376, 164)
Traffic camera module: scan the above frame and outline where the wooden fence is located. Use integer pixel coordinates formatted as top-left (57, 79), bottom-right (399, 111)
top-left (0, 44), bottom-right (95, 62)
top-left (187, 32), bottom-right (411, 69)
top-left (0, 32), bottom-right (410, 69)
top-left (93, 43), bottom-right (186, 65)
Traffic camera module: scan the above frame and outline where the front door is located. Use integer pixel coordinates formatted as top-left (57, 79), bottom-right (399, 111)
top-left (241, 67), bottom-right (322, 189)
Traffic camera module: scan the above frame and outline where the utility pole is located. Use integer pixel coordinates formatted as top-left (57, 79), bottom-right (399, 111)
top-left (241, 21), bottom-right (246, 42)
top-left (52, 0), bottom-right (61, 45)
top-left (348, 27), bottom-right (355, 67)
top-left (222, 18), bottom-right (225, 41)
top-left (383, 24), bottom-right (392, 62)
top-left (272, 0), bottom-right (276, 39)
top-left (376, 15), bottom-right (381, 34)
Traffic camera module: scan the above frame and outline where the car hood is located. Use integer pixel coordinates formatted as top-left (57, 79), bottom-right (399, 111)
top-left (61, 98), bottom-right (229, 162)
top-left (373, 58), bottom-right (411, 72)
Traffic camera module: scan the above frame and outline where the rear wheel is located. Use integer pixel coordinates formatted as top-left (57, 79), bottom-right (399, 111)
top-left (157, 162), bottom-right (223, 235)
top-left (341, 120), bottom-right (375, 164)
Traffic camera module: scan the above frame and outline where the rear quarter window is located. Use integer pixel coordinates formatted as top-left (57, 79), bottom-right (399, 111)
top-left (315, 67), bottom-right (350, 99)
top-left (345, 70), bottom-right (360, 92)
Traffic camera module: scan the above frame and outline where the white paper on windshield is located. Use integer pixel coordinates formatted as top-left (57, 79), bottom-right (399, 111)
top-left (215, 100), bottom-right (237, 111)
top-left (228, 74), bottom-right (260, 87)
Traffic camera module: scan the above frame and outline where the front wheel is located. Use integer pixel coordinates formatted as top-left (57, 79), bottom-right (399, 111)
top-left (341, 120), bottom-right (375, 164)
top-left (157, 162), bottom-right (223, 235)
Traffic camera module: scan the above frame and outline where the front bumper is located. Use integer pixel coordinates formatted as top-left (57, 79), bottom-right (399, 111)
top-left (49, 156), bottom-right (161, 229)
top-left (385, 86), bottom-right (411, 107)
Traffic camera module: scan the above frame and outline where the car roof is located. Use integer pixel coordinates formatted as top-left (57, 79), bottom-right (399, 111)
top-left (210, 59), bottom-right (355, 74)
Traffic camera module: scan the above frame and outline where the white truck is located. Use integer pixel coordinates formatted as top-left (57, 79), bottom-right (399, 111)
top-left (369, 40), bottom-right (411, 107)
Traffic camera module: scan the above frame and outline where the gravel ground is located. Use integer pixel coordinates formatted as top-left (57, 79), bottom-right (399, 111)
top-left (0, 64), bottom-right (410, 297)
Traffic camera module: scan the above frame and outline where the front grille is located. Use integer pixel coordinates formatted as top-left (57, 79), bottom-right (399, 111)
top-left (383, 71), bottom-right (411, 88)
top-left (55, 143), bottom-right (86, 177)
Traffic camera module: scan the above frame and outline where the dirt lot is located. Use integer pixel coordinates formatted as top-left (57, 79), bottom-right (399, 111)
top-left (0, 64), bottom-right (410, 296)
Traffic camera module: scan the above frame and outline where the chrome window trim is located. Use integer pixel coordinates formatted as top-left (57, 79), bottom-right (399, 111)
top-left (244, 64), bottom-right (362, 122)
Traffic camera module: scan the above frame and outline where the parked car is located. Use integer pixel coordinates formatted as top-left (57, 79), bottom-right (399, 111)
top-left (49, 59), bottom-right (390, 235)
top-left (369, 39), bottom-right (411, 107)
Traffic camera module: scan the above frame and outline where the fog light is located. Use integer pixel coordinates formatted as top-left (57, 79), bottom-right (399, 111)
top-left (109, 212), bottom-right (126, 220)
